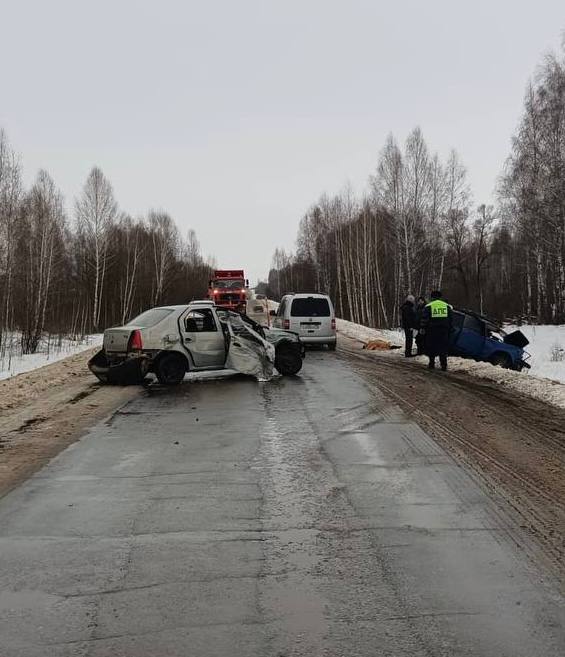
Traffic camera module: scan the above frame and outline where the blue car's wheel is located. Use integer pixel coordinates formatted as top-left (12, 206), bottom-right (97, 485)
top-left (491, 352), bottom-right (512, 369)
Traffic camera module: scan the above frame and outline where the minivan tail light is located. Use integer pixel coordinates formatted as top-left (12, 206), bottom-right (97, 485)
top-left (283, 319), bottom-right (290, 330)
top-left (128, 329), bottom-right (143, 351)
top-left (331, 318), bottom-right (336, 330)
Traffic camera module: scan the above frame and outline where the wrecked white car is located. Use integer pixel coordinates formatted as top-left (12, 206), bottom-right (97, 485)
top-left (88, 301), bottom-right (304, 385)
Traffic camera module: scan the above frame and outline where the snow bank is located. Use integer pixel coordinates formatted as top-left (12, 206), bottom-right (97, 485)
top-left (337, 319), bottom-right (565, 409)
top-left (336, 318), bottom-right (403, 346)
top-left (0, 334), bottom-right (103, 381)
top-left (506, 324), bottom-right (565, 384)
top-left (443, 353), bottom-right (565, 408)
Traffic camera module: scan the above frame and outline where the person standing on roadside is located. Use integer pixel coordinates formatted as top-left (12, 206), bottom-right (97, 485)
top-left (415, 296), bottom-right (427, 356)
top-left (420, 290), bottom-right (453, 371)
top-left (400, 294), bottom-right (417, 357)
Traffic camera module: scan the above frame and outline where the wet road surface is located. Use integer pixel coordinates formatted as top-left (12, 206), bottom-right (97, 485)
top-left (0, 350), bottom-right (563, 656)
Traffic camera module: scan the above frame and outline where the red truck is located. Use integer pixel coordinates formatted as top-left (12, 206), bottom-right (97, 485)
top-left (207, 270), bottom-right (249, 311)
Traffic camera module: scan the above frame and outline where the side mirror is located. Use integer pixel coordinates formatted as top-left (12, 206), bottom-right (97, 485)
top-left (245, 279), bottom-right (249, 287)
top-left (269, 310), bottom-right (276, 317)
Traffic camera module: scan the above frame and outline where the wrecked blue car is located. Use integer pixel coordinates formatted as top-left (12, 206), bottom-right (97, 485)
top-left (449, 309), bottom-right (530, 371)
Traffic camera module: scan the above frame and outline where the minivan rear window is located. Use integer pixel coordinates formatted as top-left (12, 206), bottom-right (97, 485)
top-left (126, 308), bottom-right (174, 327)
top-left (291, 297), bottom-right (331, 317)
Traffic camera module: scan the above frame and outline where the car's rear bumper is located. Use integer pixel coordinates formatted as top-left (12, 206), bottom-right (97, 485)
top-left (88, 349), bottom-right (148, 384)
top-left (298, 335), bottom-right (336, 345)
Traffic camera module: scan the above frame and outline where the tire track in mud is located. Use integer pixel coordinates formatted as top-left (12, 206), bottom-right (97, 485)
top-left (339, 339), bottom-right (565, 586)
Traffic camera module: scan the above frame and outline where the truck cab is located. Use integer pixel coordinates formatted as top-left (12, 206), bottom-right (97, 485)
top-left (207, 269), bottom-right (249, 311)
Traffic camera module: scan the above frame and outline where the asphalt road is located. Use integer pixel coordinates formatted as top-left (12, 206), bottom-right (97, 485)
top-left (0, 350), bottom-right (563, 656)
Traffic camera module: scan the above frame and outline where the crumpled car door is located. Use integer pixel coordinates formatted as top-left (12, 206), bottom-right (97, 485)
top-left (224, 315), bottom-right (275, 381)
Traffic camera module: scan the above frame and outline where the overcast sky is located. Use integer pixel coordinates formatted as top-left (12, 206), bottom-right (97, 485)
top-left (1, 1), bottom-right (564, 284)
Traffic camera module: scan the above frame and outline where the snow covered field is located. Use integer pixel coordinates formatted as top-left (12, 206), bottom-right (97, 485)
top-left (337, 319), bottom-right (565, 409)
top-left (510, 324), bottom-right (565, 383)
top-left (0, 334), bottom-right (103, 381)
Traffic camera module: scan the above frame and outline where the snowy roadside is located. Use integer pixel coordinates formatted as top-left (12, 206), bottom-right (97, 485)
top-left (336, 318), bottom-right (565, 409)
top-left (0, 334), bottom-right (103, 381)
top-left (336, 318), bottom-right (404, 347)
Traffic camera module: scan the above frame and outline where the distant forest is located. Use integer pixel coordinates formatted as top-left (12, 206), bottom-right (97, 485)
top-left (0, 132), bottom-right (212, 353)
top-left (263, 44), bottom-right (565, 328)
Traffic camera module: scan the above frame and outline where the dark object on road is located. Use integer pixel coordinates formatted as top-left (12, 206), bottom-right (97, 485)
top-left (449, 309), bottom-right (530, 371)
top-left (421, 291), bottom-right (453, 371)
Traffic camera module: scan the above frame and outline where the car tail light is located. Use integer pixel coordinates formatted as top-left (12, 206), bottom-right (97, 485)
top-left (128, 329), bottom-right (143, 351)
top-left (331, 318), bottom-right (336, 330)
top-left (283, 319), bottom-right (290, 330)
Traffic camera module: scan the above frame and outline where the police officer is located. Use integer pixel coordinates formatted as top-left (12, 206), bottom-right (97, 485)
top-left (420, 290), bottom-right (453, 371)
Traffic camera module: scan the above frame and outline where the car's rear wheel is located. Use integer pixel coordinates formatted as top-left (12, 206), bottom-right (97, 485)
top-left (275, 343), bottom-right (303, 376)
top-left (491, 352), bottom-right (512, 369)
top-left (327, 341), bottom-right (337, 351)
top-left (156, 353), bottom-right (187, 385)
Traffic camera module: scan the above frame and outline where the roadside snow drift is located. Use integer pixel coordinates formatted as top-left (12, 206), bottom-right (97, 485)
top-left (0, 334), bottom-right (103, 381)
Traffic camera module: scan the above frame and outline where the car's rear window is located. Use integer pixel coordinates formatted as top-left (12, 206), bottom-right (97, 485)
top-left (463, 313), bottom-right (483, 334)
top-left (291, 297), bottom-right (331, 317)
top-left (126, 308), bottom-right (174, 327)
top-left (452, 311), bottom-right (464, 330)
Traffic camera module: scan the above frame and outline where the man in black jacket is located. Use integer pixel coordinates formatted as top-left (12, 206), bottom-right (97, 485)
top-left (415, 296), bottom-right (427, 355)
top-left (400, 295), bottom-right (417, 357)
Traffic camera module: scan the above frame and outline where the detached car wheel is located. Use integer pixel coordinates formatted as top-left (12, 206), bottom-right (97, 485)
top-left (156, 354), bottom-right (186, 385)
top-left (274, 342), bottom-right (303, 376)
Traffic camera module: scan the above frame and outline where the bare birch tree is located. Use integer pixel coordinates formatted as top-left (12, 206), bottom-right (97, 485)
top-left (19, 171), bottom-right (66, 352)
top-left (148, 211), bottom-right (179, 306)
top-left (75, 167), bottom-right (117, 329)
top-left (0, 130), bottom-right (22, 341)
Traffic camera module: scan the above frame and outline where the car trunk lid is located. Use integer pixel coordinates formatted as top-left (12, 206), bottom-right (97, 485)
top-left (103, 327), bottom-right (138, 353)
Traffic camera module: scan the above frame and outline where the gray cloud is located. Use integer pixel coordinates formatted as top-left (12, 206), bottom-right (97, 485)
top-left (1, 0), bottom-right (564, 283)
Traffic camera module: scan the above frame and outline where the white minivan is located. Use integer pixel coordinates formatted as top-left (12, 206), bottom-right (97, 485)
top-left (273, 293), bottom-right (336, 349)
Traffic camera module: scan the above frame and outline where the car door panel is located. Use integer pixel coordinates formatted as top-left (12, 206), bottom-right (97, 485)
top-left (452, 313), bottom-right (486, 357)
top-left (179, 309), bottom-right (226, 368)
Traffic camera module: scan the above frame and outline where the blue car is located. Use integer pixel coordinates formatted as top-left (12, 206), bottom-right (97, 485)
top-left (449, 309), bottom-right (530, 371)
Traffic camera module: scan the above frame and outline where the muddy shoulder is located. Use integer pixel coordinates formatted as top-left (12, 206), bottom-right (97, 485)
top-left (0, 349), bottom-right (140, 498)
